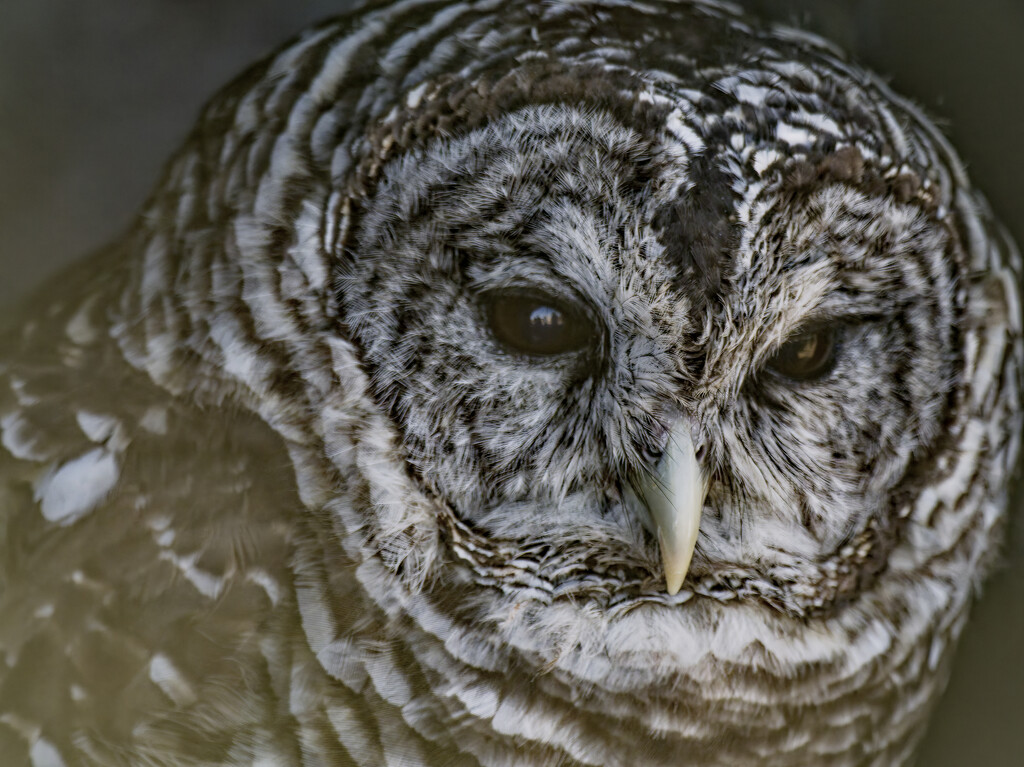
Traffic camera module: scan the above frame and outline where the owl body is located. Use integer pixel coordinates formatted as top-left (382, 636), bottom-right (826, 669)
top-left (0, 1), bottom-right (1020, 766)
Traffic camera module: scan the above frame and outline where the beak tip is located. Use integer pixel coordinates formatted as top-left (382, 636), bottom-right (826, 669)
top-left (664, 571), bottom-right (685, 596)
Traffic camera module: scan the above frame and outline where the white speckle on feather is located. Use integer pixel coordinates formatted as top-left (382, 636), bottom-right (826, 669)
top-left (928, 635), bottom-right (946, 671)
top-left (65, 298), bottom-right (100, 345)
top-left (252, 757), bottom-right (287, 767)
top-left (34, 604), bottom-right (55, 619)
top-left (733, 83), bottom-right (771, 105)
top-left (154, 528), bottom-right (176, 547)
top-left (288, 201), bottom-right (330, 292)
top-left (8, 375), bottom-right (39, 406)
top-left (752, 148), bottom-right (783, 176)
top-left (159, 550), bottom-right (226, 599)
top-left (29, 739), bottom-right (66, 767)
top-left (405, 81), bottom-right (429, 109)
top-left (149, 653), bottom-right (197, 707)
top-left (34, 448), bottom-right (119, 525)
top-left (1, 411), bottom-right (49, 461)
top-left (139, 405), bottom-right (169, 435)
top-left (775, 121), bottom-right (816, 147)
top-left (665, 109), bottom-right (704, 153)
top-left (796, 110), bottom-right (842, 137)
top-left (247, 568), bottom-right (283, 606)
top-left (75, 411), bottom-right (119, 443)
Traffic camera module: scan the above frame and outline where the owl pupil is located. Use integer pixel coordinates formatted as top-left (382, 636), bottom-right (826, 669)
top-left (487, 293), bottom-right (593, 356)
top-left (767, 328), bottom-right (837, 380)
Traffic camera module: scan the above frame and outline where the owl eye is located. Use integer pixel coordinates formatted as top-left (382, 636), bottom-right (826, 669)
top-left (766, 327), bottom-right (838, 380)
top-left (485, 292), bottom-right (596, 356)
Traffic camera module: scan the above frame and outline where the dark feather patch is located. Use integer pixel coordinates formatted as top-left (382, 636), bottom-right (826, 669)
top-left (652, 152), bottom-right (738, 303)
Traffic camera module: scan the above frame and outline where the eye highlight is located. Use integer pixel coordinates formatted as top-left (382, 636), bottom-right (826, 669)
top-left (485, 291), bottom-right (596, 356)
top-left (766, 327), bottom-right (838, 381)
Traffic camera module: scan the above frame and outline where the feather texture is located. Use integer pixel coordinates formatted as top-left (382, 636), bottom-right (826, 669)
top-left (1, 1), bottom-right (1020, 765)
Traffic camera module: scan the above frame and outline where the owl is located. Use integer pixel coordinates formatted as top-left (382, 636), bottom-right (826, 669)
top-left (0, 0), bottom-right (1020, 765)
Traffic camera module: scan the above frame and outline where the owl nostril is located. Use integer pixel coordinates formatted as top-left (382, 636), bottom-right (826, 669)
top-left (639, 421), bottom-right (708, 467)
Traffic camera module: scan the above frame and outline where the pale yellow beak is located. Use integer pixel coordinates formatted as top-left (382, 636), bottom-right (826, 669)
top-left (640, 423), bottom-right (709, 595)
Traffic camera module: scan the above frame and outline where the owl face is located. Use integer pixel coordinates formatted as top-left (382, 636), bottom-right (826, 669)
top-left (341, 94), bottom-right (961, 616)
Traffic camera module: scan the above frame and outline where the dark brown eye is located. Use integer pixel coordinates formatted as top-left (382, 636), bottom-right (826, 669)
top-left (486, 292), bottom-right (595, 356)
top-left (766, 327), bottom-right (838, 381)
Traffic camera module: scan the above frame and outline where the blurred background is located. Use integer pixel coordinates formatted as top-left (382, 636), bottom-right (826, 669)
top-left (0, 0), bottom-right (1020, 763)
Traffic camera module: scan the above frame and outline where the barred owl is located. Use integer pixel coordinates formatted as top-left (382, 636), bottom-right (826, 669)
top-left (0, 1), bottom-right (1020, 766)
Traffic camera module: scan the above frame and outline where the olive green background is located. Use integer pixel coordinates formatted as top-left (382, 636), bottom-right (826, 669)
top-left (0, 1), bottom-right (1020, 763)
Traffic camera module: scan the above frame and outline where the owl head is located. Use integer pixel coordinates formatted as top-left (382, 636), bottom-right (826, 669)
top-left (311, 0), bottom-right (1018, 624)
top-left (118, 0), bottom-right (1020, 754)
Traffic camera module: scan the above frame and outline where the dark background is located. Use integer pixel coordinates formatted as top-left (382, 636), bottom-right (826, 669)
top-left (0, 1), bottom-right (1021, 763)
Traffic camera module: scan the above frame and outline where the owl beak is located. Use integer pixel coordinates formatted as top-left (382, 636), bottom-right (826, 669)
top-left (641, 423), bottom-right (709, 595)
